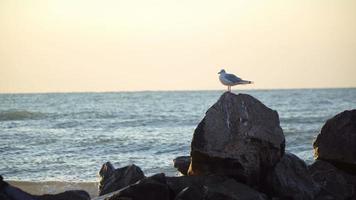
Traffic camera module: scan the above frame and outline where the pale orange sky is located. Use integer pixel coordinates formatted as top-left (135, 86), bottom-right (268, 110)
top-left (0, 0), bottom-right (355, 93)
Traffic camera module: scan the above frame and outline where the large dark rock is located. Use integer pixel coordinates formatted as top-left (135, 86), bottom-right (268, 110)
top-left (309, 160), bottom-right (354, 200)
top-left (173, 156), bottom-right (191, 175)
top-left (104, 173), bottom-right (171, 200)
top-left (265, 153), bottom-right (320, 200)
top-left (188, 92), bottom-right (285, 185)
top-left (0, 175), bottom-right (90, 200)
top-left (99, 162), bottom-right (145, 196)
top-left (313, 109), bottom-right (356, 173)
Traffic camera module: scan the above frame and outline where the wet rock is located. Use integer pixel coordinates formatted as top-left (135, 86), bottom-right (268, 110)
top-left (313, 109), bottom-right (356, 173)
top-left (99, 162), bottom-right (145, 196)
top-left (309, 160), bottom-right (354, 200)
top-left (173, 156), bottom-right (191, 175)
top-left (105, 173), bottom-right (171, 200)
top-left (188, 92), bottom-right (285, 185)
top-left (265, 153), bottom-right (320, 200)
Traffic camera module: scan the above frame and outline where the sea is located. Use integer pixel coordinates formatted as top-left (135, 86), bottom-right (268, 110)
top-left (0, 88), bottom-right (355, 195)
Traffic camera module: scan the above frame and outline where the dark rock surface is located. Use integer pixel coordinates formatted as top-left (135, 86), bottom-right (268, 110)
top-left (95, 174), bottom-right (266, 200)
top-left (104, 173), bottom-right (171, 200)
top-left (174, 185), bottom-right (206, 200)
top-left (265, 153), bottom-right (320, 200)
top-left (167, 175), bottom-right (266, 200)
top-left (173, 156), bottom-right (191, 175)
top-left (339, 171), bottom-right (356, 199)
top-left (99, 162), bottom-right (145, 196)
top-left (313, 109), bottom-right (356, 172)
top-left (188, 92), bottom-right (285, 185)
top-left (205, 178), bottom-right (267, 200)
top-left (166, 175), bottom-right (229, 196)
top-left (309, 160), bottom-right (354, 200)
top-left (36, 190), bottom-right (90, 200)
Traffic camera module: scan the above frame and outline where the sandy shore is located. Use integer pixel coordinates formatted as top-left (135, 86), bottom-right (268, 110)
top-left (8, 180), bottom-right (99, 198)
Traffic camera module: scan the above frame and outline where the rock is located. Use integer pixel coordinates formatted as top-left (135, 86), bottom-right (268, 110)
top-left (188, 92), bottom-right (285, 185)
top-left (309, 160), bottom-right (354, 200)
top-left (94, 174), bottom-right (197, 200)
top-left (0, 175), bottom-right (90, 200)
top-left (173, 156), bottom-right (191, 175)
top-left (265, 153), bottom-right (320, 200)
top-left (99, 161), bottom-right (116, 180)
top-left (313, 109), bottom-right (356, 173)
top-left (99, 162), bottom-right (145, 196)
top-left (104, 173), bottom-right (171, 200)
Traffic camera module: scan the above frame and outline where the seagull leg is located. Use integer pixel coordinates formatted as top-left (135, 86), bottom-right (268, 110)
top-left (228, 86), bottom-right (231, 92)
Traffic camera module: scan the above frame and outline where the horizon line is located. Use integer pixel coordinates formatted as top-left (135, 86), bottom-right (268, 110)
top-left (0, 86), bottom-right (355, 95)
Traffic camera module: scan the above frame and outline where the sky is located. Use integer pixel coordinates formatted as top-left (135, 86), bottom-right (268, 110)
top-left (0, 0), bottom-right (355, 93)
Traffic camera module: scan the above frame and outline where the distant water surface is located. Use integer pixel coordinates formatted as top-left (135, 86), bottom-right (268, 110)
top-left (0, 89), bottom-right (355, 181)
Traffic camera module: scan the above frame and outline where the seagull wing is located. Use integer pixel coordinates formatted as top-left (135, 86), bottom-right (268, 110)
top-left (224, 73), bottom-right (242, 83)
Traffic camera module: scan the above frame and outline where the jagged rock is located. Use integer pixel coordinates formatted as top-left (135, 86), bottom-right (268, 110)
top-left (188, 92), bottom-right (285, 185)
top-left (93, 174), bottom-right (268, 200)
top-left (0, 175), bottom-right (90, 200)
top-left (173, 156), bottom-right (191, 175)
top-left (94, 175), bottom-right (215, 200)
top-left (99, 162), bottom-right (145, 196)
top-left (105, 173), bottom-right (171, 200)
top-left (313, 109), bottom-right (356, 173)
top-left (265, 153), bottom-right (320, 200)
top-left (309, 160), bottom-right (354, 200)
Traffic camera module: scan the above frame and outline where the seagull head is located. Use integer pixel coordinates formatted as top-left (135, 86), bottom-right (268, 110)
top-left (218, 69), bottom-right (226, 74)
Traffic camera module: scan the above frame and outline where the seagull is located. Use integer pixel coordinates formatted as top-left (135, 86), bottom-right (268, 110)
top-left (218, 69), bottom-right (253, 92)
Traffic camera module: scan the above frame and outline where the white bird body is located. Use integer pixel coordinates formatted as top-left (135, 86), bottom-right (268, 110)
top-left (218, 69), bottom-right (253, 91)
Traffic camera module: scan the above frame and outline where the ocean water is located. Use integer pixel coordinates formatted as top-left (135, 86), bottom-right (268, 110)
top-left (1, 89), bottom-right (355, 182)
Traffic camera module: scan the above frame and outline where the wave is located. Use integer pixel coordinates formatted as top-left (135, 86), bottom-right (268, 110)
top-left (7, 180), bottom-right (98, 198)
top-left (0, 110), bottom-right (47, 121)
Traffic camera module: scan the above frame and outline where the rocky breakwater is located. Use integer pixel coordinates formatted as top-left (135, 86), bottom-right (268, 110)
top-left (2, 93), bottom-right (356, 200)
top-left (188, 92), bottom-right (285, 186)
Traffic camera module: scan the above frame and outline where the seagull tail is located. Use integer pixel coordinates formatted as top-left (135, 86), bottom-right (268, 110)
top-left (240, 80), bottom-right (254, 84)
